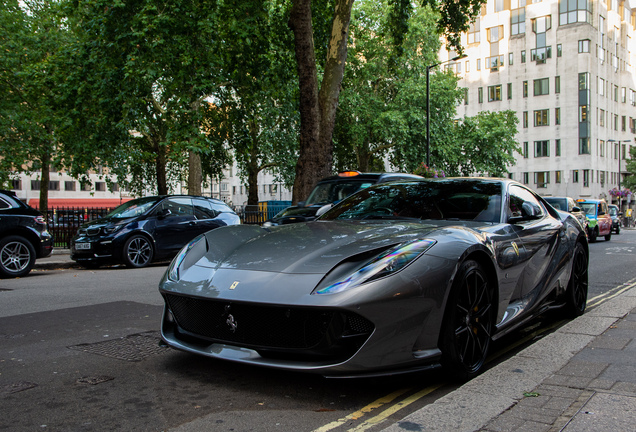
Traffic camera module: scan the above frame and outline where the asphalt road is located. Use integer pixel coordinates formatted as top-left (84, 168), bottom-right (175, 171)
top-left (1, 230), bottom-right (634, 432)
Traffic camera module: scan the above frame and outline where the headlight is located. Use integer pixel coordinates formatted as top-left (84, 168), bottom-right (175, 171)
top-left (313, 239), bottom-right (436, 295)
top-left (167, 235), bottom-right (208, 282)
top-left (103, 225), bottom-right (124, 234)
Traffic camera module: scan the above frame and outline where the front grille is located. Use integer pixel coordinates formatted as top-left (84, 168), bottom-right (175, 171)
top-left (164, 293), bottom-right (374, 359)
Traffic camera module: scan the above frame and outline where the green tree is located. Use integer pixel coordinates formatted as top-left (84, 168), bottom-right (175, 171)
top-left (0, 0), bottom-right (71, 211)
top-left (61, 0), bottom-right (230, 196)
top-left (623, 146), bottom-right (636, 191)
top-left (288, 0), bottom-right (486, 203)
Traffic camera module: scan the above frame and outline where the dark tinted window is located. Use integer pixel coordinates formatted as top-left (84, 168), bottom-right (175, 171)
top-left (162, 198), bottom-right (193, 216)
top-left (0, 197), bottom-right (10, 209)
top-left (509, 185), bottom-right (543, 218)
top-left (106, 197), bottom-right (160, 218)
top-left (209, 200), bottom-right (233, 214)
top-left (321, 180), bottom-right (502, 222)
top-left (193, 199), bottom-right (219, 219)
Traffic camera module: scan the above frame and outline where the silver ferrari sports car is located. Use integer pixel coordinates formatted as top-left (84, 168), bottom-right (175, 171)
top-left (159, 178), bottom-right (588, 379)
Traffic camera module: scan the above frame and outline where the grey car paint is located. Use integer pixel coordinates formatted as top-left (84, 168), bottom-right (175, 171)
top-left (159, 178), bottom-right (587, 377)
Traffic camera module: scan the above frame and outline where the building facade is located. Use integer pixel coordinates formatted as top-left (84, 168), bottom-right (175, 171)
top-left (450, 0), bottom-right (635, 210)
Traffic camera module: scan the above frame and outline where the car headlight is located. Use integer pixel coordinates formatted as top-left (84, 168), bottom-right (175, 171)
top-left (167, 235), bottom-right (208, 282)
top-left (103, 225), bottom-right (124, 234)
top-left (313, 239), bottom-right (436, 295)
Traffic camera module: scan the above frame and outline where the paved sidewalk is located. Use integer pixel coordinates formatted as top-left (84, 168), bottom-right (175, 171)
top-left (383, 283), bottom-right (636, 432)
top-left (33, 248), bottom-right (76, 270)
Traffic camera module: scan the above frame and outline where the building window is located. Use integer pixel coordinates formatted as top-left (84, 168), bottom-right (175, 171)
top-left (533, 78), bottom-right (549, 96)
top-left (578, 39), bottom-right (590, 52)
top-left (488, 85), bottom-right (502, 101)
top-left (82, 182), bottom-right (92, 191)
top-left (535, 140), bottom-right (549, 157)
top-left (521, 50), bottom-right (526, 63)
top-left (111, 183), bottom-right (119, 192)
top-left (464, 88), bottom-right (468, 105)
top-left (583, 169), bottom-right (590, 187)
top-left (599, 109), bottom-right (605, 127)
top-left (557, 44), bottom-right (562, 56)
top-left (509, 52), bottom-right (514, 65)
top-left (621, 87), bottom-right (626, 103)
top-left (531, 16), bottom-right (552, 63)
top-left (622, 115), bottom-right (626, 131)
top-left (579, 138), bottom-right (590, 155)
top-left (468, 18), bottom-right (480, 44)
top-left (11, 179), bottom-right (21, 190)
top-left (95, 182), bottom-right (106, 192)
top-left (614, 114), bottom-right (618, 131)
top-left (555, 76), bottom-right (560, 93)
top-left (534, 171), bottom-right (550, 188)
top-left (572, 170), bottom-right (579, 183)
top-left (555, 139), bottom-right (561, 156)
top-left (31, 180), bottom-right (40, 190)
top-left (599, 77), bottom-right (605, 96)
top-left (579, 72), bottom-right (589, 90)
top-left (523, 141), bottom-right (529, 158)
top-left (523, 81), bottom-right (528, 97)
top-left (555, 108), bottom-right (561, 125)
top-left (600, 140), bottom-right (605, 157)
top-left (478, 87), bottom-right (483, 103)
top-left (64, 181), bottom-right (76, 191)
top-left (523, 172), bottom-right (529, 184)
top-left (614, 85), bottom-right (618, 102)
top-left (555, 171), bottom-right (562, 183)
top-left (477, 58), bottom-right (481, 70)
top-left (523, 112), bottom-right (528, 128)
top-left (511, 1), bottom-right (526, 35)
top-left (486, 55), bottom-right (504, 71)
top-left (465, 60), bottom-right (470, 72)
top-left (507, 82), bottom-right (512, 99)
top-left (534, 109), bottom-right (549, 126)
top-left (48, 181), bottom-right (60, 191)
top-left (559, 0), bottom-right (592, 25)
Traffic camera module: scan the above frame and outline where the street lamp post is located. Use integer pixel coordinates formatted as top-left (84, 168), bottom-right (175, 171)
top-left (426, 55), bottom-right (466, 167)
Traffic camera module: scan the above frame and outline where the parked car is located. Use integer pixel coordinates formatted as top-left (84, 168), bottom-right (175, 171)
top-left (608, 204), bottom-right (621, 234)
top-left (577, 199), bottom-right (612, 242)
top-left (544, 196), bottom-right (588, 232)
top-left (262, 171), bottom-right (422, 227)
top-left (0, 190), bottom-right (53, 278)
top-left (71, 195), bottom-right (240, 268)
top-left (159, 178), bottom-right (588, 380)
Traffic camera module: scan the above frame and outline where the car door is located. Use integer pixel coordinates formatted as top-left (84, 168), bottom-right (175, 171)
top-left (153, 198), bottom-right (197, 257)
top-left (507, 185), bottom-right (565, 305)
top-left (192, 198), bottom-right (224, 234)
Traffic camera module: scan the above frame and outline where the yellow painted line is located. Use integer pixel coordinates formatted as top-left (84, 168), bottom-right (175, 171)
top-left (587, 283), bottom-right (636, 309)
top-left (587, 278), bottom-right (636, 304)
top-left (312, 388), bottom-right (411, 432)
top-left (347, 384), bottom-right (443, 432)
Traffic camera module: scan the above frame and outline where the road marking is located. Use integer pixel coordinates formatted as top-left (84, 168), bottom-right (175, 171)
top-left (346, 384), bottom-right (443, 432)
top-left (587, 278), bottom-right (636, 309)
top-left (312, 388), bottom-right (411, 432)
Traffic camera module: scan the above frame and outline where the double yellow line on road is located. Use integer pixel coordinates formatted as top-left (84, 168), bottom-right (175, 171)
top-left (586, 277), bottom-right (636, 309)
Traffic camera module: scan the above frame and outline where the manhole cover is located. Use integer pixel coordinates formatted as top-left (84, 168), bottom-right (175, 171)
top-left (68, 331), bottom-right (169, 362)
top-left (1, 381), bottom-right (38, 394)
top-left (77, 375), bottom-right (114, 385)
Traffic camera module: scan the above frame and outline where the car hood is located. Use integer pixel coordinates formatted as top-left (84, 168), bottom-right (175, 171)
top-left (80, 215), bottom-right (136, 228)
top-left (194, 220), bottom-right (470, 275)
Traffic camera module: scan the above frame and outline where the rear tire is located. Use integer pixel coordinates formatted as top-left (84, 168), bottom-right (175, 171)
top-left (440, 260), bottom-right (495, 381)
top-left (0, 235), bottom-right (36, 278)
top-left (123, 235), bottom-right (153, 268)
top-left (564, 242), bottom-right (588, 318)
top-left (588, 227), bottom-right (598, 243)
top-left (604, 232), bottom-right (611, 241)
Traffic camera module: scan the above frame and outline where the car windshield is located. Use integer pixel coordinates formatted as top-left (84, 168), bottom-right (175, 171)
top-left (275, 207), bottom-right (318, 218)
top-left (320, 180), bottom-right (502, 222)
top-left (609, 207), bottom-right (618, 216)
top-left (105, 197), bottom-right (160, 219)
top-left (579, 203), bottom-right (596, 216)
top-left (545, 198), bottom-right (566, 210)
top-left (305, 180), bottom-right (375, 205)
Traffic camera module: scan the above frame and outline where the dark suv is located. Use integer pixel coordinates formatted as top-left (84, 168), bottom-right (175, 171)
top-left (71, 195), bottom-right (240, 268)
top-left (263, 171), bottom-right (422, 226)
top-left (0, 190), bottom-right (53, 278)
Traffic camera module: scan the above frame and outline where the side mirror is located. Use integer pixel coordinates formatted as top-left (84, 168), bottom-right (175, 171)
top-left (315, 204), bottom-right (333, 218)
top-left (509, 202), bottom-right (542, 223)
top-left (572, 206), bottom-right (581, 212)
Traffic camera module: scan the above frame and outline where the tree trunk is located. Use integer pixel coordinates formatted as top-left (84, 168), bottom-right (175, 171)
top-left (154, 141), bottom-right (168, 195)
top-left (39, 149), bottom-right (50, 214)
top-left (247, 144), bottom-right (260, 206)
top-left (188, 150), bottom-right (202, 196)
top-left (289, 0), bottom-right (354, 204)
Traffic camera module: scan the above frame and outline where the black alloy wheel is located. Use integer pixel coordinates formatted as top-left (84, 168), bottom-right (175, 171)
top-left (0, 235), bottom-right (36, 278)
top-left (123, 235), bottom-right (154, 268)
top-left (564, 242), bottom-right (588, 318)
top-left (441, 259), bottom-right (495, 381)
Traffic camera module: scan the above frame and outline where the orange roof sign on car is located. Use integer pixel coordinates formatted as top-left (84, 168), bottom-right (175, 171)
top-left (338, 171), bottom-right (361, 177)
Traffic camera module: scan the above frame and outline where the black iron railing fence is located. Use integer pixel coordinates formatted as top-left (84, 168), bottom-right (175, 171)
top-left (41, 204), bottom-right (289, 248)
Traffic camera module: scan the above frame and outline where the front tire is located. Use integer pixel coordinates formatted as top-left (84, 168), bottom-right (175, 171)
top-left (564, 242), bottom-right (588, 318)
top-left (604, 232), bottom-right (611, 241)
top-left (0, 235), bottom-right (36, 278)
top-left (440, 260), bottom-right (495, 381)
top-left (123, 235), bottom-right (153, 268)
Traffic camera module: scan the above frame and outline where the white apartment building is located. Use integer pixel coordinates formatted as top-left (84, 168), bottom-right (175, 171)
top-left (450, 0), bottom-right (635, 210)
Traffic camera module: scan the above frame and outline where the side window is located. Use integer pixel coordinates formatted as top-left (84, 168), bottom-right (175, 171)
top-left (209, 201), bottom-right (233, 215)
top-left (194, 199), bottom-right (219, 219)
top-left (508, 185), bottom-right (543, 218)
top-left (162, 198), bottom-right (193, 217)
top-left (0, 197), bottom-right (10, 209)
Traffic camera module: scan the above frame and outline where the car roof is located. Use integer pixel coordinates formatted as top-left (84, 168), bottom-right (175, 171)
top-left (316, 172), bottom-right (422, 183)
